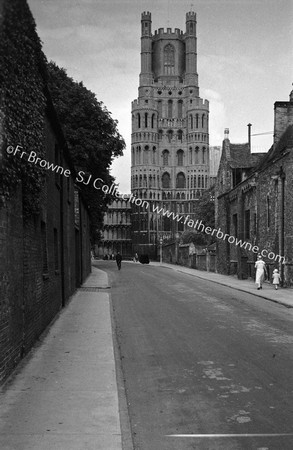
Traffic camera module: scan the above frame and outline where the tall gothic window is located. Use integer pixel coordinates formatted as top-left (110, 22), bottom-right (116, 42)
top-left (168, 100), bottom-right (173, 118)
top-left (157, 100), bottom-right (162, 117)
top-left (162, 172), bottom-right (171, 188)
top-left (177, 150), bottom-right (184, 166)
top-left (178, 100), bottom-right (183, 118)
top-left (176, 172), bottom-right (186, 188)
top-left (164, 44), bottom-right (175, 75)
top-left (162, 150), bottom-right (169, 165)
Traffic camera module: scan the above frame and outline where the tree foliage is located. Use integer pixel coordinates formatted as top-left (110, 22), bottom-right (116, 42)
top-left (196, 186), bottom-right (215, 230)
top-left (0, 0), bottom-right (47, 216)
top-left (47, 62), bottom-right (125, 241)
top-left (181, 186), bottom-right (215, 245)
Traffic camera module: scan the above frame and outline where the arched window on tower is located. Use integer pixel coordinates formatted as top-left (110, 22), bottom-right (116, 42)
top-left (177, 129), bottom-right (183, 143)
top-left (157, 100), bottom-right (162, 117)
top-left (177, 150), bottom-right (184, 166)
top-left (176, 172), bottom-right (186, 188)
top-left (168, 100), bottom-right (173, 118)
top-left (164, 44), bottom-right (175, 75)
top-left (189, 147), bottom-right (192, 164)
top-left (152, 147), bottom-right (156, 164)
top-left (144, 112), bottom-right (148, 128)
top-left (202, 114), bottom-right (205, 128)
top-left (158, 129), bottom-right (163, 141)
top-left (202, 147), bottom-right (206, 164)
top-left (162, 150), bottom-right (169, 166)
top-left (143, 145), bottom-right (149, 164)
top-left (195, 146), bottom-right (199, 164)
top-left (167, 130), bottom-right (173, 143)
top-left (162, 172), bottom-right (171, 188)
top-left (132, 147), bottom-right (135, 165)
top-left (178, 100), bottom-right (183, 118)
top-left (151, 114), bottom-right (155, 128)
top-left (196, 114), bottom-right (199, 128)
top-left (190, 114), bottom-right (193, 129)
top-left (137, 113), bottom-right (141, 129)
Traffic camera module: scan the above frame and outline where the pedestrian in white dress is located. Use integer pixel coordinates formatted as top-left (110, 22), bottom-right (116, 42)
top-left (255, 255), bottom-right (267, 290)
top-left (272, 269), bottom-right (281, 290)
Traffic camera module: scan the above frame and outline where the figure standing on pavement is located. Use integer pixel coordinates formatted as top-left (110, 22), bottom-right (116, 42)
top-left (272, 269), bottom-right (281, 290)
top-left (116, 252), bottom-right (122, 270)
top-left (255, 255), bottom-right (267, 290)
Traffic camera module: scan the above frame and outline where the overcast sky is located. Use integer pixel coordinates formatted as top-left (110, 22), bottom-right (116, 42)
top-left (28, 0), bottom-right (293, 193)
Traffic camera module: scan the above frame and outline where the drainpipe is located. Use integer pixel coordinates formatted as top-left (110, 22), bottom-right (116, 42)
top-left (280, 166), bottom-right (285, 286)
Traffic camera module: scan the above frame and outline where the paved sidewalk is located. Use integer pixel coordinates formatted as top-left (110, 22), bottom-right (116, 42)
top-left (0, 267), bottom-right (123, 450)
top-left (148, 261), bottom-right (293, 309)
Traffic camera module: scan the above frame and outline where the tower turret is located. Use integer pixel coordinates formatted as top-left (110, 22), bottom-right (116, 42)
top-left (140, 11), bottom-right (153, 86)
top-left (185, 11), bottom-right (198, 87)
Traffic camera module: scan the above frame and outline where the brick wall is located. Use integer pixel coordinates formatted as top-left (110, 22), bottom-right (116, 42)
top-left (0, 116), bottom-right (91, 385)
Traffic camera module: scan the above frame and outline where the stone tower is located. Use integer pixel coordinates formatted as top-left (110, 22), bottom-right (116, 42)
top-left (131, 11), bottom-right (209, 257)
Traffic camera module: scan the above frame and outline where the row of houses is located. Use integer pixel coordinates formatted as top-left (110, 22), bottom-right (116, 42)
top-left (216, 91), bottom-right (293, 286)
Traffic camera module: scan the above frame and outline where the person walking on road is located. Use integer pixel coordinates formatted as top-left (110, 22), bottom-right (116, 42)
top-left (272, 269), bottom-right (281, 290)
top-left (116, 252), bottom-right (122, 270)
top-left (255, 255), bottom-right (267, 290)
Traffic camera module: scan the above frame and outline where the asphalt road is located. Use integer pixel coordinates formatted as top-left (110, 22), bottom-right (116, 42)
top-left (96, 261), bottom-right (293, 450)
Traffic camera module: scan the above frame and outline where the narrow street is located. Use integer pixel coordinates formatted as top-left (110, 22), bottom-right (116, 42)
top-left (97, 261), bottom-right (293, 450)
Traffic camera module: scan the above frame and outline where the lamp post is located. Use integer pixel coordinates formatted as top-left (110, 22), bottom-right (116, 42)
top-left (160, 237), bottom-right (163, 265)
top-left (175, 232), bottom-right (180, 264)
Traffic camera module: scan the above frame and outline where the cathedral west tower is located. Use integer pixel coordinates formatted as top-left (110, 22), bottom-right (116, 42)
top-left (131, 11), bottom-right (209, 257)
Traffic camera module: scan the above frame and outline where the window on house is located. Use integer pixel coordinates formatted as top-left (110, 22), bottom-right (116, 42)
top-left (54, 228), bottom-right (59, 272)
top-left (233, 213), bottom-right (238, 238)
top-left (55, 144), bottom-right (61, 185)
top-left (254, 212), bottom-right (257, 235)
top-left (41, 221), bottom-right (48, 276)
top-left (267, 197), bottom-right (270, 228)
top-left (245, 210), bottom-right (250, 239)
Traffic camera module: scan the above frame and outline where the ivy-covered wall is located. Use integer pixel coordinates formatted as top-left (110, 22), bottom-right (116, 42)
top-left (0, 0), bottom-right (47, 216)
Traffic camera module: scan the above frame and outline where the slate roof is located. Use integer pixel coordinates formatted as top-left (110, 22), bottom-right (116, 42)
top-left (228, 143), bottom-right (266, 169)
top-left (258, 124), bottom-right (293, 170)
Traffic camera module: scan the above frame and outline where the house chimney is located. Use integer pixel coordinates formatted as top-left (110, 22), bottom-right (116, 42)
top-left (247, 123), bottom-right (252, 152)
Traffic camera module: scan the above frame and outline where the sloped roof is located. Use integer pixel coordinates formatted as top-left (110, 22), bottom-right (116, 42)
top-left (258, 125), bottom-right (293, 170)
top-left (228, 143), bottom-right (266, 169)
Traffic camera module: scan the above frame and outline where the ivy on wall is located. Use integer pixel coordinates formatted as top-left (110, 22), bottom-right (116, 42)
top-left (0, 0), bottom-right (48, 217)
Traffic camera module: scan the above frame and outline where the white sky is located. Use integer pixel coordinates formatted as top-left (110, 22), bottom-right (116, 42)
top-left (28, 0), bottom-right (293, 193)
